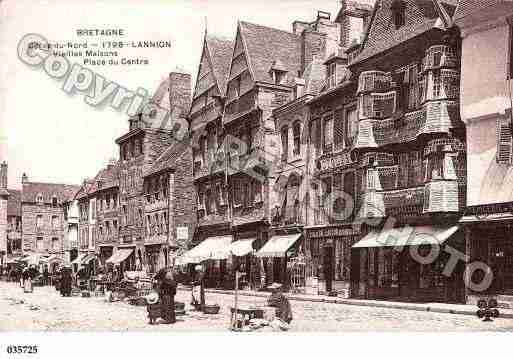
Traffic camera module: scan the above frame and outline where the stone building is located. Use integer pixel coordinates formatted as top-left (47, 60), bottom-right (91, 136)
top-left (455, 0), bottom-right (513, 306)
top-left (20, 173), bottom-right (80, 262)
top-left (343, 0), bottom-right (466, 302)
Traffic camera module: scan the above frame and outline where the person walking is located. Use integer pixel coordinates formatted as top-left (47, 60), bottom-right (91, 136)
top-left (155, 267), bottom-right (176, 324)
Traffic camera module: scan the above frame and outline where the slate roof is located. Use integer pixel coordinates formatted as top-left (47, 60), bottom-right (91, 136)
top-left (7, 189), bottom-right (21, 216)
top-left (87, 164), bottom-right (120, 194)
top-left (22, 182), bottom-right (81, 205)
top-left (144, 138), bottom-right (191, 177)
top-left (238, 21), bottom-right (301, 85)
top-left (206, 35), bottom-right (234, 97)
top-left (453, 0), bottom-right (513, 22)
top-left (352, 0), bottom-right (454, 65)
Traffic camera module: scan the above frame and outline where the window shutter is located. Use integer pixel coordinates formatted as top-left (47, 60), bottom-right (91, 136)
top-left (497, 117), bottom-right (512, 164)
top-left (332, 173), bottom-right (343, 218)
top-left (334, 108), bottom-right (345, 151)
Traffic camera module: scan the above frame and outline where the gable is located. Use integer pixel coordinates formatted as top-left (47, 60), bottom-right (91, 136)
top-left (355, 0), bottom-right (444, 64)
top-left (193, 41), bottom-right (218, 99)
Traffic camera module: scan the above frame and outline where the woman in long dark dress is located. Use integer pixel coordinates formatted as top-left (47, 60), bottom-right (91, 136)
top-left (60, 266), bottom-right (72, 296)
top-left (155, 268), bottom-right (176, 324)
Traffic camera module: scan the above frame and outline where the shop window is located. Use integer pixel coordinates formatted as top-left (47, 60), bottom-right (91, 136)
top-left (206, 188), bottom-right (215, 214)
top-left (254, 179), bottom-right (263, 203)
top-left (216, 183), bottom-right (226, 206)
top-left (281, 126), bottom-right (289, 161)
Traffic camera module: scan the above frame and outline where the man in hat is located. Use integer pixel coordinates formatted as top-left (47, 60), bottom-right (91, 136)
top-left (267, 283), bottom-right (293, 325)
top-left (60, 265), bottom-right (73, 297)
top-left (154, 267), bottom-right (176, 324)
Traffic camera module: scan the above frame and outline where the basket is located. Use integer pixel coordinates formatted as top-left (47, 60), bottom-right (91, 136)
top-left (203, 304), bottom-right (220, 315)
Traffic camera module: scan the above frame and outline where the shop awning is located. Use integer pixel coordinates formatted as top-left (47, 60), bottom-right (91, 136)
top-left (82, 254), bottom-right (96, 264)
top-left (178, 236), bottom-right (233, 264)
top-left (21, 253), bottom-right (43, 265)
top-left (256, 233), bottom-right (302, 258)
top-left (47, 255), bottom-right (63, 263)
top-left (71, 253), bottom-right (87, 265)
top-left (352, 225), bottom-right (460, 249)
top-left (106, 249), bottom-right (134, 264)
top-left (229, 238), bottom-right (257, 257)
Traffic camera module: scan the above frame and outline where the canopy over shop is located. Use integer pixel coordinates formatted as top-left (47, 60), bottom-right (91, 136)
top-left (106, 249), bottom-right (134, 265)
top-left (351, 225), bottom-right (465, 303)
top-left (176, 236), bottom-right (234, 265)
top-left (255, 233), bottom-right (304, 288)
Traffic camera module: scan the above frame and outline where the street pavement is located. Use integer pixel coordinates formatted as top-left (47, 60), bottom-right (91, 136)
top-left (1, 282), bottom-right (513, 332)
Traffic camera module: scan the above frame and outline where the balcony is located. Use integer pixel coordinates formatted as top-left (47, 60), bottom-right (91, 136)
top-left (224, 91), bottom-right (257, 125)
top-left (357, 71), bottom-right (393, 94)
top-left (272, 204), bottom-right (303, 227)
top-left (144, 197), bottom-right (168, 212)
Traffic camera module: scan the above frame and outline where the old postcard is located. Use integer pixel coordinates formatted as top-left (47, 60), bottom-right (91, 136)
top-left (1, 0), bottom-right (513, 352)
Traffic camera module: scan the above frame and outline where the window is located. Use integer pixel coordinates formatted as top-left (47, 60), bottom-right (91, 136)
top-left (113, 220), bottom-right (118, 234)
top-left (51, 215), bottom-right (58, 230)
top-left (509, 23), bottom-right (513, 78)
top-left (146, 215), bottom-right (151, 235)
top-left (345, 105), bottom-right (358, 147)
top-left (197, 192), bottom-right (205, 210)
top-left (163, 212), bottom-right (168, 232)
top-left (36, 237), bottom-right (44, 250)
top-left (52, 196), bottom-right (58, 207)
top-left (243, 181), bottom-right (252, 207)
top-left (432, 70), bottom-right (442, 99)
top-left (391, 0), bottom-right (405, 29)
top-left (254, 179), bottom-right (263, 203)
top-left (281, 126), bottom-right (288, 160)
top-left (36, 215), bottom-right (43, 230)
top-left (51, 237), bottom-right (59, 250)
top-left (327, 63), bottom-right (337, 88)
top-left (233, 77), bottom-right (241, 98)
top-left (205, 188), bottom-right (214, 214)
top-left (323, 114), bottom-right (333, 153)
top-left (274, 71), bottom-right (286, 85)
top-left (216, 183), bottom-right (226, 206)
top-left (36, 193), bottom-right (43, 204)
top-left (293, 122), bottom-right (301, 156)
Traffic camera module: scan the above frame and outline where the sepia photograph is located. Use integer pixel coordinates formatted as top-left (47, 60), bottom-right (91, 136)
top-left (1, 0), bottom-right (513, 355)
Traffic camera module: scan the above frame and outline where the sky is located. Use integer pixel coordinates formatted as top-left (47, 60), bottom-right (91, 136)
top-left (0, 0), bottom-right (354, 189)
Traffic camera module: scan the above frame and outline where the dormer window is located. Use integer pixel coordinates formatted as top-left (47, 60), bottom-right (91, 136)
top-left (391, 0), bottom-right (406, 29)
top-left (270, 60), bottom-right (287, 85)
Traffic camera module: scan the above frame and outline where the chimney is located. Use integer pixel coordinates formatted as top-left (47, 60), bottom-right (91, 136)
top-left (21, 173), bottom-right (28, 184)
top-left (0, 161), bottom-right (7, 189)
top-left (301, 30), bottom-right (327, 74)
top-left (292, 20), bottom-right (311, 35)
top-left (169, 72), bottom-right (192, 119)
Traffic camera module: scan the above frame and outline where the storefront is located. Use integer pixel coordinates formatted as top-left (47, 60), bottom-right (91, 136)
top-left (305, 225), bottom-right (360, 297)
top-left (98, 246), bottom-right (113, 267)
top-left (106, 247), bottom-right (135, 273)
top-left (351, 225), bottom-right (466, 303)
top-left (255, 231), bottom-right (304, 290)
top-left (461, 213), bottom-right (513, 304)
top-left (145, 244), bottom-right (165, 274)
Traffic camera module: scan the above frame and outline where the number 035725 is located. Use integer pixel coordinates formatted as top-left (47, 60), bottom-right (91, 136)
top-left (6, 345), bottom-right (38, 355)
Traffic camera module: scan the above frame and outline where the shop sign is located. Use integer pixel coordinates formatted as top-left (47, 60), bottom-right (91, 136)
top-left (177, 226), bottom-right (189, 240)
top-left (319, 151), bottom-right (355, 171)
top-left (307, 226), bottom-right (360, 239)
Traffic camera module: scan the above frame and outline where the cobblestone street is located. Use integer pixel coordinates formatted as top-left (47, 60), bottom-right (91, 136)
top-left (1, 282), bottom-right (513, 332)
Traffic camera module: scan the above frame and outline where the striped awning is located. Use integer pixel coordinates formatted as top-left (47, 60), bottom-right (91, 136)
top-left (352, 226), bottom-right (460, 248)
top-left (256, 234), bottom-right (302, 258)
top-left (71, 253), bottom-right (88, 265)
